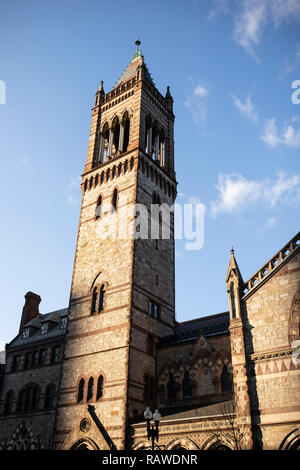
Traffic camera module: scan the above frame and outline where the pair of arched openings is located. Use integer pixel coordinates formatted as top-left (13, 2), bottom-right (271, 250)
top-left (98, 112), bottom-right (130, 163)
top-left (95, 188), bottom-right (118, 220)
top-left (145, 116), bottom-right (166, 166)
top-left (91, 284), bottom-right (106, 315)
top-left (77, 375), bottom-right (104, 403)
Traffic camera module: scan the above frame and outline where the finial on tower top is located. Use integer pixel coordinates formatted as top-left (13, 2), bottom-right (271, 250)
top-left (132, 38), bottom-right (142, 60)
top-left (230, 246), bottom-right (234, 255)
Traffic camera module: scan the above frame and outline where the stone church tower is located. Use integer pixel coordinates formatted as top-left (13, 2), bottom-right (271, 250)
top-left (53, 41), bottom-right (177, 450)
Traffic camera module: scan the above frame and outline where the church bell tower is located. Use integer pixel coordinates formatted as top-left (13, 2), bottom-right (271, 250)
top-left (53, 41), bottom-right (177, 450)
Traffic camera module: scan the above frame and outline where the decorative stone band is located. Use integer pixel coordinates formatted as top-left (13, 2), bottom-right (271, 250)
top-left (242, 232), bottom-right (300, 298)
top-left (250, 348), bottom-right (293, 362)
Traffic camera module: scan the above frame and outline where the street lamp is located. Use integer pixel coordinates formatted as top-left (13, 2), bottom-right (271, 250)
top-left (144, 407), bottom-right (162, 450)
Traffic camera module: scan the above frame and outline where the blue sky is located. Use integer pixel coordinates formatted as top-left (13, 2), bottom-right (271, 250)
top-left (0, 0), bottom-right (300, 347)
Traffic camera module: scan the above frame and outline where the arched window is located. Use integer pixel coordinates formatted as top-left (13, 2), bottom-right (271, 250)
top-left (99, 284), bottom-right (106, 312)
top-left (91, 287), bottom-right (98, 314)
top-left (152, 192), bottom-right (161, 205)
top-left (102, 123), bottom-right (109, 162)
top-left (78, 379), bottom-right (85, 403)
top-left (221, 366), bottom-right (233, 393)
top-left (44, 384), bottom-right (55, 409)
top-left (97, 375), bottom-right (104, 400)
top-left (87, 377), bottom-right (94, 402)
top-left (96, 195), bottom-right (102, 219)
top-left (123, 114), bottom-right (130, 152)
top-left (112, 117), bottom-right (120, 156)
top-left (4, 390), bottom-right (14, 415)
top-left (112, 188), bottom-right (118, 212)
top-left (167, 373), bottom-right (176, 401)
top-left (17, 389), bottom-right (26, 412)
top-left (182, 371), bottom-right (193, 398)
top-left (17, 385), bottom-right (40, 412)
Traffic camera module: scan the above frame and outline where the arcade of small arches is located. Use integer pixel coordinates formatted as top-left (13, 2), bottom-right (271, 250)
top-left (77, 374), bottom-right (104, 404)
top-left (83, 154), bottom-right (176, 202)
top-left (158, 359), bottom-right (233, 404)
top-left (144, 115), bottom-right (166, 167)
top-left (93, 111), bottom-right (131, 167)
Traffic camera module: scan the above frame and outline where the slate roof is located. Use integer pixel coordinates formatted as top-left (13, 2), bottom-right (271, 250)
top-left (159, 399), bottom-right (235, 422)
top-left (114, 54), bottom-right (155, 89)
top-left (160, 312), bottom-right (229, 347)
top-left (8, 308), bottom-right (68, 349)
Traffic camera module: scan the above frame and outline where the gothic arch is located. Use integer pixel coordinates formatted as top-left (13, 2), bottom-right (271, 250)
top-left (202, 435), bottom-right (233, 450)
top-left (133, 440), bottom-right (149, 450)
top-left (166, 437), bottom-right (199, 450)
top-left (279, 428), bottom-right (300, 450)
top-left (70, 437), bottom-right (100, 450)
top-left (90, 271), bottom-right (109, 291)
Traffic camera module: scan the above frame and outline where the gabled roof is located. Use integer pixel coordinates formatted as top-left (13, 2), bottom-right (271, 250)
top-left (114, 50), bottom-right (155, 89)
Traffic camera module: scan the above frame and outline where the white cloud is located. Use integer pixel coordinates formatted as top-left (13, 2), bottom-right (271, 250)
top-left (266, 217), bottom-right (276, 227)
top-left (210, 171), bottom-right (300, 216)
top-left (208, 0), bottom-right (300, 60)
top-left (233, 0), bottom-right (266, 60)
top-left (280, 43), bottom-right (300, 78)
top-left (232, 94), bottom-right (258, 122)
top-left (262, 117), bottom-right (300, 148)
top-left (67, 175), bottom-right (81, 206)
top-left (184, 80), bottom-right (210, 128)
top-left (19, 156), bottom-right (31, 168)
top-left (207, 0), bottom-right (230, 22)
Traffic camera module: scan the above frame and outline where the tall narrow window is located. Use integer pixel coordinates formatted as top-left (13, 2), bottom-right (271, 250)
top-left (91, 287), bottom-right (98, 314)
top-left (112, 188), bottom-right (118, 212)
top-left (97, 375), bottom-right (104, 400)
top-left (123, 116), bottom-right (130, 152)
top-left (78, 379), bottom-right (85, 403)
top-left (221, 366), bottom-right (233, 393)
top-left (230, 282), bottom-right (236, 319)
top-left (96, 195), bottom-right (102, 219)
top-left (182, 371), bottom-right (193, 398)
top-left (4, 390), bottom-right (14, 415)
top-left (167, 374), bottom-right (176, 401)
top-left (44, 384), bottom-right (55, 409)
top-left (99, 285), bottom-right (106, 312)
top-left (87, 377), bottom-right (94, 402)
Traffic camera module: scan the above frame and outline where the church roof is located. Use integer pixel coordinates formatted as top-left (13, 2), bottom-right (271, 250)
top-left (114, 43), bottom-right (155, 89)
top-left (8, 308), bottom-right (68, 348)
top-left (160, 311), bottom-right (229, 346)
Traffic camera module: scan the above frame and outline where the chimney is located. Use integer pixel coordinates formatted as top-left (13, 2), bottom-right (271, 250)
top-left (19, 291), bottom-right (41, 334)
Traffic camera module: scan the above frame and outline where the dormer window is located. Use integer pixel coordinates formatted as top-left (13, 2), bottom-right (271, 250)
top-left (22, 327), bottom-right (30, 339)
top-left (60, 317), bottom-right (67, 330)
top-left (41, 322), bottom-right (48, 335)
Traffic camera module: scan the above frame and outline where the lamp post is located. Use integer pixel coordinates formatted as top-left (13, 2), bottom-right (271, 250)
top-left (144, 407), bottom-right (161, 451)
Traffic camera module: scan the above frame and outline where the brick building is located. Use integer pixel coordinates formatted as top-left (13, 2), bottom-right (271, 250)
top-left (0, 43), bottom-right (299, 451)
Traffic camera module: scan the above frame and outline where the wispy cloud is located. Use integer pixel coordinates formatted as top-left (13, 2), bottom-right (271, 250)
top-left (210, 171), bottom-right (300, 216)
top-left (280, 43), bottom-right (300, 79)
top-left (232, 94), bottom-right (258, 122)
top-left (266, 217), bottom-right (276, 228)
top-left (184, 78), bottom-right (210, 129)
top-left (67, 175), bottom-right (81, 206)
top-left (261, 117), bottom-right (300, 148)
top-left (19, 156), bottom-right (31, 168)
top-left (207, 0), bottom-right (230, 22)
top-left (208, 0), bottom-right (300, 60)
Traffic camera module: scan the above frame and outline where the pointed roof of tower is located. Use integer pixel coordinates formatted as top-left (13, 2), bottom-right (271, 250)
top-left (226, 247), bottom-right (244, 285)
top-left (114, 39), bottom-right (155, 89)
